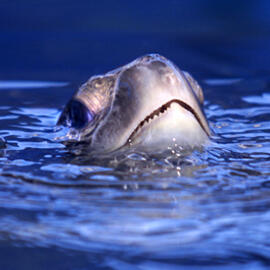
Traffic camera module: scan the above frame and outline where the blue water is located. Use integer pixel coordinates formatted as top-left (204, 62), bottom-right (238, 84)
top-left (1, 1), bottom-right (270, 269)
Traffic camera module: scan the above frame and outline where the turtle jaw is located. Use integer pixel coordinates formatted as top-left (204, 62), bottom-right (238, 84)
top-left (125, 99), bottom-right (210, 151)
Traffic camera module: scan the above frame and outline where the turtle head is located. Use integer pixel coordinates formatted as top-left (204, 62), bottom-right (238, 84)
top-left (57, 54), bottom-right (210, 152)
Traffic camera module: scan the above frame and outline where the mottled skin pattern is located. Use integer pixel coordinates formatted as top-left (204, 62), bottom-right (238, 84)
top-left (58, 54), bottom-right (210, 152)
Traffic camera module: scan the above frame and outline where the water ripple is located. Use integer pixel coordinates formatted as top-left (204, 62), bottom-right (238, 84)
top-left (0, 79), bottom-right (270, 267)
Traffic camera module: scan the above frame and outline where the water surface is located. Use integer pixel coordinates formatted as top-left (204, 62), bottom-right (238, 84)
top-left (0, 75), bottom-right (269, 269)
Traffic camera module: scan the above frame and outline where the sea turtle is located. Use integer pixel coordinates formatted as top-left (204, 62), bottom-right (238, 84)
top-left (57, 54), bottom-right (210, 152)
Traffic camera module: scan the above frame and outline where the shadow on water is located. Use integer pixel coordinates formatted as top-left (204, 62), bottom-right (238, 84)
top-left (0, 0), bottom-right (270, 269)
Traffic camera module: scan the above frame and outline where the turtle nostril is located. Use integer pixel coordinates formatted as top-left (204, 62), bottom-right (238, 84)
top-left (58, 99), bottom-right (94, 129)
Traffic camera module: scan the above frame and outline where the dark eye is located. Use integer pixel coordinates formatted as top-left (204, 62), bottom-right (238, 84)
top-left (58, 99), bottom-right (94, 129)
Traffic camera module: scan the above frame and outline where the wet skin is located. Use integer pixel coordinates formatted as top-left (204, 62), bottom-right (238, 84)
top-left (57, 54), bottom-right (210, 153)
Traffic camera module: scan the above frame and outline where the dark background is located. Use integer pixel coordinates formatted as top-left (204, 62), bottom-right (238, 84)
top-left (0, 0), bottom-right (270, 83)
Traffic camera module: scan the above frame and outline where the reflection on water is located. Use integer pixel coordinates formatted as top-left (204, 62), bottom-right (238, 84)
top-left (0, 78), bottom-right (270, 269)
top-left (0, 81), bottom-right (68, 89)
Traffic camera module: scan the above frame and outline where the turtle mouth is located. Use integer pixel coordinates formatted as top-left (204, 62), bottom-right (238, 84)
top-left (126, 99), bottom-right (210, 144)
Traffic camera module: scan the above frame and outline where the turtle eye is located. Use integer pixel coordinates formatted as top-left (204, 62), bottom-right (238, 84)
top-left (58, 99), bottom-right (94, 129)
